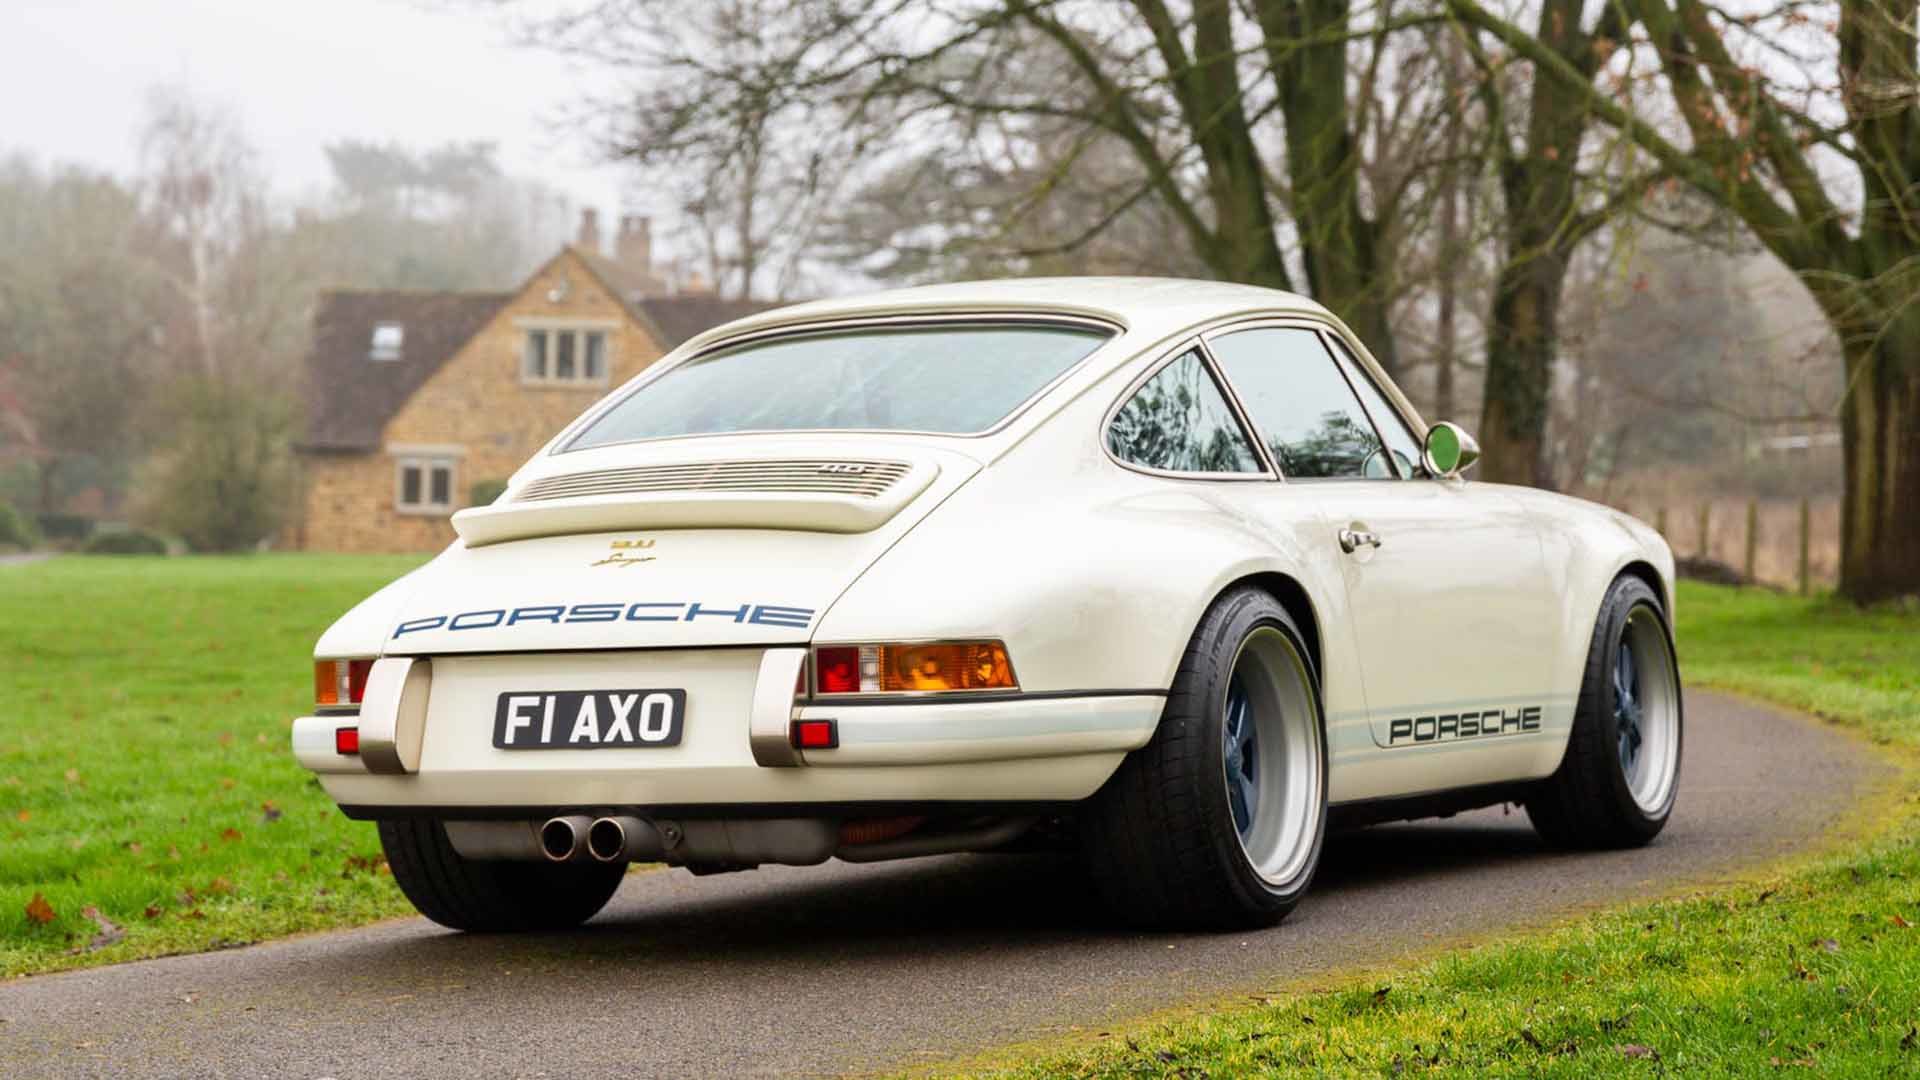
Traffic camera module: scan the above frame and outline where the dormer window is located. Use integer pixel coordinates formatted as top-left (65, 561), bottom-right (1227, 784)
top-left (370, 322), bottom-right (405, 361)
top-left (520, 322), bottom-right (612, 386)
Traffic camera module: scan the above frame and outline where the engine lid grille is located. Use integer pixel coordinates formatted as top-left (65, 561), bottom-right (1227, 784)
top-left (516, 459), bottom-right (914, 502)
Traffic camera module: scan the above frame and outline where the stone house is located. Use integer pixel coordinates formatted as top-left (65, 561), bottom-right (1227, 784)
top-left (291, 212), bottom-right (774, 552)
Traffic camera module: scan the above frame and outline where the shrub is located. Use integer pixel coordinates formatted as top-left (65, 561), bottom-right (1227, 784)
top-left (82, 528), bottom-right (169, 555)
top-left (33, 512), bottom-right (92, 543)
top-left (0, 500), bottom-right (38, 549)
top-left (469, 478), bottom-right (509, 507)
top-left (136, 379), bottom-right (294, 552)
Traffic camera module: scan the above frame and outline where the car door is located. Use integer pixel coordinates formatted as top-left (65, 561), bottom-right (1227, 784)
top-left (1205, 322), bottom-right (1564, 802)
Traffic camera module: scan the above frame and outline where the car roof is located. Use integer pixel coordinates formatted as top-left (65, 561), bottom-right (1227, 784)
top-left (675, 276), bottom-right (1335, 354)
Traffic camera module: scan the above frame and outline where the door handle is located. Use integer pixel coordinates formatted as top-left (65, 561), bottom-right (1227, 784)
top-left (1339, 528), bottom-right (1383, 554)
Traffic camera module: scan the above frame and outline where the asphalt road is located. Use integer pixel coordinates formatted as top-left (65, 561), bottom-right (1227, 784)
top-left (0, 691), bottom-right (1890, 1080)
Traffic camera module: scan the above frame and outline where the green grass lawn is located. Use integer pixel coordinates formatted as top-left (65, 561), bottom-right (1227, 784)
top-left (938, 582), bottom-right (1920, 1077)
top-left (0, 554), bottom-right (424, 977)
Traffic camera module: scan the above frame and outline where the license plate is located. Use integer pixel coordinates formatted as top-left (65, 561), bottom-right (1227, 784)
top-left (492, 690), bottom-right (686, 749)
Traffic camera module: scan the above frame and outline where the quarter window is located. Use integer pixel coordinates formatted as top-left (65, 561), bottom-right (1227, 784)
top-left (395, 456), bottom-right (457, 514)
top-left (523, 327), bottom-right (611, 386)
top-left (1106, 349), bottom-right (1262, 474)
top-left (1324, 336), bottom-right (1422, 478)
top-left (1208, 328), bottom-right (1394, 479)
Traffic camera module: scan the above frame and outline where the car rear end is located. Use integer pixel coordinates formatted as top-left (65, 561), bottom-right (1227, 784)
top-left (289, 316), bottom-right (1163, 882)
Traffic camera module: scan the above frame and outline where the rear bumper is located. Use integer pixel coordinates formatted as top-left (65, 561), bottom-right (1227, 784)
top-left (292, 648), bottom-right (1163, 811)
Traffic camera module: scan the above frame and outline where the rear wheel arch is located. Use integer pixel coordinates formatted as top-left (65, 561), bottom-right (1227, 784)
top-left (1617, 559), bottom-right (1670, 614)
top-left (1213, 571), bottom-right (1323, 695)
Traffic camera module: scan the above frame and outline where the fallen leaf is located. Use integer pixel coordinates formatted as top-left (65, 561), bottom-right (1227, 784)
top-left (1617, 1044), bottom-right (1659, 1060)
top-left (63, 768), bottom-right (79, 783)
top-left (219, 778), bottom-right (236, 790)
top-left (79, 906), bottom-right (124, 951)
top-left (205, 877), bottom-right (234, 895)
top-left (261, 802), bottom-right (282, 823)
top-left (14, 810), bottom-right (28, 823)
top-left (220, 828), bottom-right (242, 843)
top-left (142, 905), bottom-right (162, 920)
top-left (1892, 914), bottom-right (1912, 929)
top-left (24, 893), bottom-right (55, 924)
top-left (126, 842), bottom-right (143, 854)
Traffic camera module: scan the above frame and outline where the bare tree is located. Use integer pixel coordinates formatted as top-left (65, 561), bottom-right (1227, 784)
top-left (0, 157), bottom-right (162, 513)
top-left (1452, 0), bottom-right (1920, 599)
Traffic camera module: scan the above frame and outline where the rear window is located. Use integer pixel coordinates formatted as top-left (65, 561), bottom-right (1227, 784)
top-left (566, 322), bottom-right (1111, 450)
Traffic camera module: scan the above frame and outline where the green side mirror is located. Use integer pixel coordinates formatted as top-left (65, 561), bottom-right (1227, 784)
top-left (1423, 421), bottom-right (1481, 478)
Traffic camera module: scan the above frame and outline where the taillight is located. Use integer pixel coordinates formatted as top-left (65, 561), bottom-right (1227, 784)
top-left (314, 659), bottom-right (374, 708)
top-left (809, 641), bottom-right (1016, 695)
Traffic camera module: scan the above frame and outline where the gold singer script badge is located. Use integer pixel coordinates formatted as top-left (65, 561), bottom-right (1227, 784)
top-left (592, 538), bottom-right (657, 568)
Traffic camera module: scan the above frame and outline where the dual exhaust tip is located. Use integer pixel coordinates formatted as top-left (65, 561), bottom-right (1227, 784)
top-left (540, 815), bottom-right (650, 864)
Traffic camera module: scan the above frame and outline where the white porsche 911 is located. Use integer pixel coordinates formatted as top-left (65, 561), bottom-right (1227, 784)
top-left (293, 278), bottom-right (1681, 932)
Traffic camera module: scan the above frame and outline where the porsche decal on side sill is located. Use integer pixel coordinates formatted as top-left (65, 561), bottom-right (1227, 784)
top-left (1386, 705), bottom-right (1543, 746)
top-left (391, 601), bottom-right (816, 638)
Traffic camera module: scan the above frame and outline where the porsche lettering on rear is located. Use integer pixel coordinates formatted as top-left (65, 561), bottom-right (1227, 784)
top-left (392, 601), bottom-right (816, 638)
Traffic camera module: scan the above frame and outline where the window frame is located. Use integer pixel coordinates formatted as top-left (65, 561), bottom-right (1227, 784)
top-left (1098, 337), bottom-right (1276, 481)
top-left (1199, 318), bottom-right (1430, 482)
top-left (553, 312), bottom-right (1122, 455)
top-left (392, 452), bottom-right (460, 516)
top-left (517, 319), bottom-right (617, 389)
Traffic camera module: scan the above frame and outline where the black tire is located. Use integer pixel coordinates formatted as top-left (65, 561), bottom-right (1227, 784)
top-left (1080, 588), bottom-right (1327, 930)
top-left (377, 818), bottom-right (627, 933)
top-left (1526, 576), bottom-right (1683, 849)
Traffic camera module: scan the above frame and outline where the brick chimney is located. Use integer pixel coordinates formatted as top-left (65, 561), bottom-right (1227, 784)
top-left (576, 207), bottom-right (602, 254)
top-left (617, 215), bottom-right (653, 276)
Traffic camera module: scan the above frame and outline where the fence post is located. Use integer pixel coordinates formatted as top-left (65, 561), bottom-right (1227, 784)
top-left (1798, 498), bottom-right (1812, 596)
top-left (1744, 499), bottom-right (1759, 583)
top-left (1697, 504), bottom-right (1712, 559)
top-left (1655, 505), bottom-right (1668, 539)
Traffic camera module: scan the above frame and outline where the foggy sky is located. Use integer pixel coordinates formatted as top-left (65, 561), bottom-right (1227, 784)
top-left (1, 0), bottom-right (627, 217)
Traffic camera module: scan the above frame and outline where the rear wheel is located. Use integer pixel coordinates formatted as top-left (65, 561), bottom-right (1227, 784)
top-left (378, 818), bottom-right (627, 932)
top-left (1081, 588), bottom-right (1327, 929)
top-left (1526, 576), bottom-right (1683, 848)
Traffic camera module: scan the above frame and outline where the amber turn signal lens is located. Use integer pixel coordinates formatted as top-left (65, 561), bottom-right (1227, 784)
top-left (878, 641), bottom-right (1016, 693)
top-left (314, 659), bottom-right (374, 707)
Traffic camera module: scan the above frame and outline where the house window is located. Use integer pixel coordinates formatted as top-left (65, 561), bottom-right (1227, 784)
top-left (521, 326), bottom-right (611, 386)
top-left (370, 322), bottom-right (405, 361)
top-left (395, 455), bottom-right (457, 515)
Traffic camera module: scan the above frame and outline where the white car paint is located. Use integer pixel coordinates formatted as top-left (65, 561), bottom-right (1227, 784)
top-left (293, 277), bottom-right (1675, 827)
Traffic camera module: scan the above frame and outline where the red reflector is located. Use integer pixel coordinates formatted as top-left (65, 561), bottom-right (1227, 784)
top-left (815, 647), bottom-right (859, 694)
top-left (791, 719), bottom-right (838, 750)
top-left (335, 727), bottom-right (360, 755)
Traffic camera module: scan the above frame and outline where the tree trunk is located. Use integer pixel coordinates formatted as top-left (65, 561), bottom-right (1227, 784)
top-left (36, 458), bottom-right (59, 515)
top-left (1837, 329), bottom-right (1920, 601)
top-left (1479, 251), bottom-right (1566, 487)
top-left (1255, 0), bottom-right (1398, 376)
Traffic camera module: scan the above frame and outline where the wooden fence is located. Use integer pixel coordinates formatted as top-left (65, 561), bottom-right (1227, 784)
top-left (1609, 496), bottom-right (1841, 593)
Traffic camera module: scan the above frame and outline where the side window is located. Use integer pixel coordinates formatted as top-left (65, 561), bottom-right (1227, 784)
top-left (1323, 335), bottom-right (1423, 478)
top-left (1208, 327), bottom-right (1393, 479)
top-left (1107, 348), bottom-right (1262, 475)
